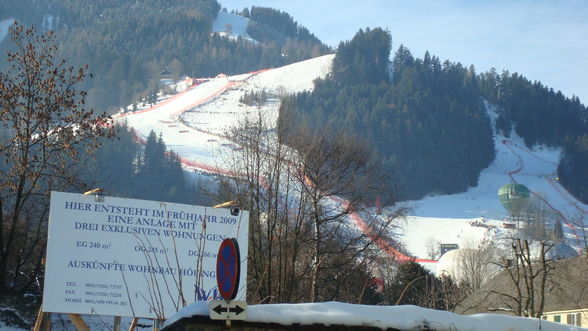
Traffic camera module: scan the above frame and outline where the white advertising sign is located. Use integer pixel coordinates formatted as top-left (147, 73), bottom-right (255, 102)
top-left (43, 191), bottom-right (249, 318)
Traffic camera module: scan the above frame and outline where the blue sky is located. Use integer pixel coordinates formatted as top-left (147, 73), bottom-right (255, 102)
top-left (223, 0), bottom-right (588, 104)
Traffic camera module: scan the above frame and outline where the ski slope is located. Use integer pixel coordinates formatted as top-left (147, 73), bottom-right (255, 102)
top-left (116, 54), bottom-right (587, 269)
top-left (401, 106), bottom-right (587, 262)
top-left (115, 55), bottom-right (333, 170)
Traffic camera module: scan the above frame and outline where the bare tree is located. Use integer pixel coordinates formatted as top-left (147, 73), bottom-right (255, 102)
top-left (480, 197), bottom-right (561, 317)
top-left (214, 112), bottom-right (314, 303)
top-left (376, 259), bottom-right (465, 310)
top-left (568, 210), bottom-right (588, 256)
top-left (287, 127), bottom-right (400, 302)
top-left (491, 239), bottom-right (555, 317)
top-left (519, 193), bottom-right (554, 241)
top-left (215, 112), bottom-right (403, 303)
top-left (0, 24), bottom-right (110, 292)
top-left (455, 240), bottom-right (500, 294)
top-left (424, 237), bottom-right (441, 260)
top-left (436, 274), bottom-right (468, 312)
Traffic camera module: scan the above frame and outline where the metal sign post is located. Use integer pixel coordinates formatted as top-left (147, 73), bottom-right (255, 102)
top-left (209, 300), bottom-right (247, 321)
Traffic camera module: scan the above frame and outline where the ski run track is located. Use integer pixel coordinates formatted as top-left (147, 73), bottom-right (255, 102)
top-left (114, 55), bottom-right (587, 266)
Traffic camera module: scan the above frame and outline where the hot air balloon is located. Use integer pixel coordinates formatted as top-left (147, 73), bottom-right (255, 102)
top-left (498, 183), bottom-right (531, 216)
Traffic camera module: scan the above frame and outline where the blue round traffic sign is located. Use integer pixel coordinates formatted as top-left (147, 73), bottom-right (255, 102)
top-left (216, 238), bottom-right (241, 300)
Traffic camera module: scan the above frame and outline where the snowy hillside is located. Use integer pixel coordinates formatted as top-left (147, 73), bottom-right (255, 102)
top-left (400, 104), bottom-right (588, 263)
top-left (115, 54), bottom-right (587, 268)
top-left (115, 54), bottom-right (334, 170)
top-left (211, 10), bottom-right (256, 43)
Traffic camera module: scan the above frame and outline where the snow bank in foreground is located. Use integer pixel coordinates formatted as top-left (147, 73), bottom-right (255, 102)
top-left (165, 301), bottom-right (584, 331)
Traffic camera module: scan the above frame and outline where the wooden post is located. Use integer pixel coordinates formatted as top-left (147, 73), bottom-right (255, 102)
top-left (152, 318), bottom-right (160, 331)
top-left (43, 312), bottom-right (52, 331)
top-left (113, 316), bottom-right (121, 331)
top-left (128, 317), bottom-right (139, 331)
top-left (33, 306), bottom-right (44, 331)
top-left (67, 314), bottom-right (89, 331)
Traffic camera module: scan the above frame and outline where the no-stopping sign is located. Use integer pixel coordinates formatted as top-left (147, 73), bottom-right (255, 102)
top-left (216, 238), bottom-right (241, 300)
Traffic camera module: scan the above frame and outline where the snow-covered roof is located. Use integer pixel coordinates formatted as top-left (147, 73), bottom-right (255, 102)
top-left (456, 256), bottom-right (588, 317)
top-left (164, 301), bottom-right (582, 331)
top-left (528, 241), bottom-right (579, 260)
top-left (159, 69), bottom-right (175, 78)
top-left (546, 242), bottom-right (578, 260)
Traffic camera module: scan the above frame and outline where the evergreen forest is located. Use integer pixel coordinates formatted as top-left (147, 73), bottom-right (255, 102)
top-left (281, 28), bottom-right (587, 201)
top-left (0, 0), bottom-right (330, 112)
top-left (85, 125), bottom-right (204, 205)
top-left (1, 2), bottom-right (586, 202)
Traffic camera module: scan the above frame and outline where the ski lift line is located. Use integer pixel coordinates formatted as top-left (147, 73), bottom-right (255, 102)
top-left (502, 140), bottom-right (582, 242)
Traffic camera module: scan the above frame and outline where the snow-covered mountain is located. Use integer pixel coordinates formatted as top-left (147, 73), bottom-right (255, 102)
top-left (115, 53), bottom-right (587, 271)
